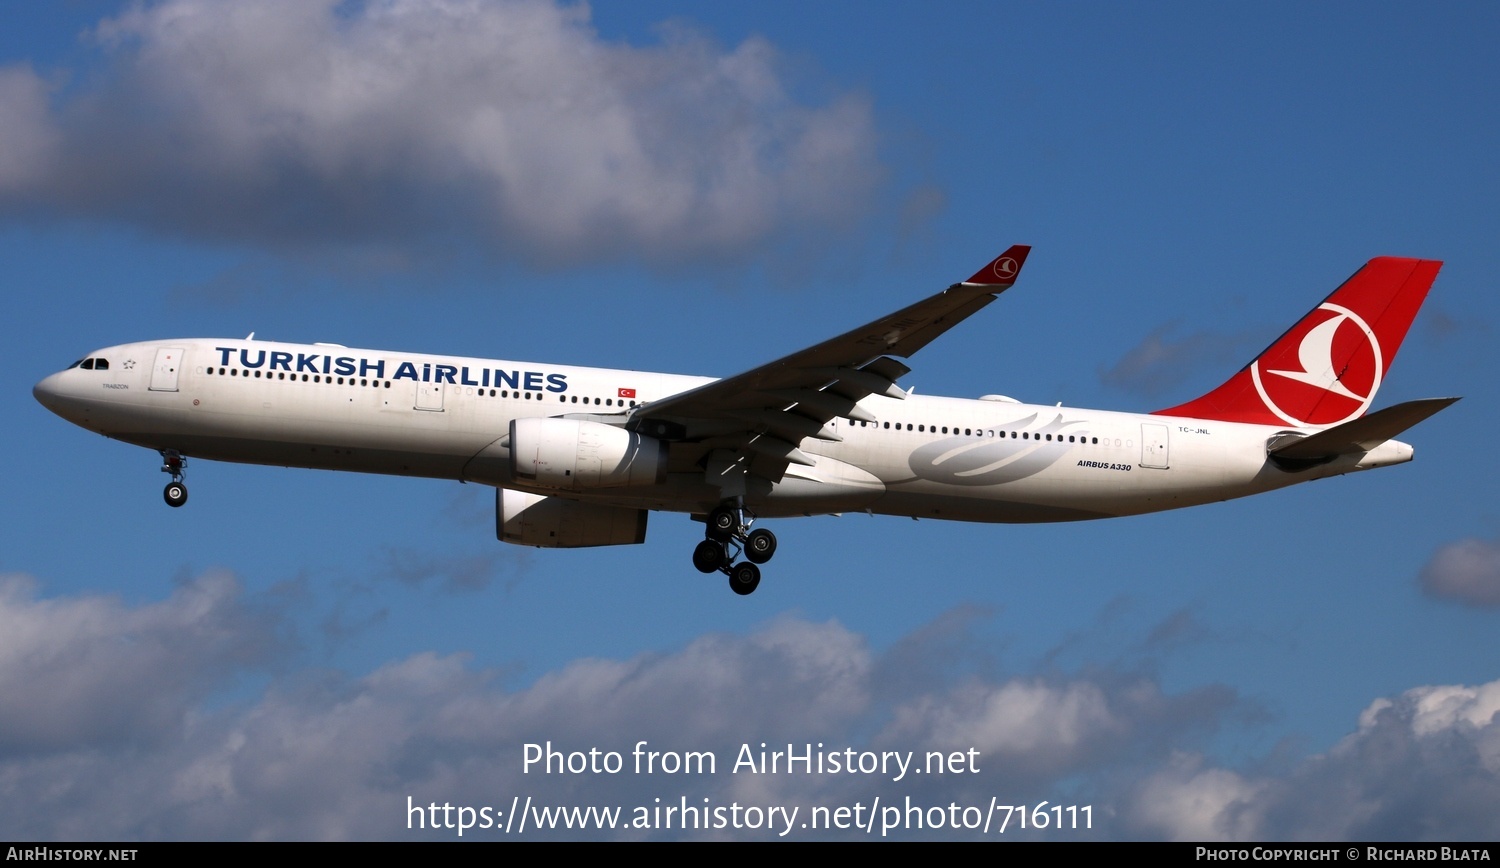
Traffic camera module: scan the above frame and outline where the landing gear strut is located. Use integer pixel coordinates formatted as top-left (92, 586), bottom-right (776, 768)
top-left (691, 499), bottom-right (776, 595)
top-left (160, 450), bottom-right (188, 508)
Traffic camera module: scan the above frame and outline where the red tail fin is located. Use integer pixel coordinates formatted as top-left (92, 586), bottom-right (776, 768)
top-left (1155, 257), bottom-right (1442, 427)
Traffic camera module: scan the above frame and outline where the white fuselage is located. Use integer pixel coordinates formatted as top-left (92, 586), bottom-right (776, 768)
top-left (33, 338), bottom-right (1413, 523)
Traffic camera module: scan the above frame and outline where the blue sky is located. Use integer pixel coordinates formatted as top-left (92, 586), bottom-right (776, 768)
top-left (2, 0), bottom-right (1498, 840)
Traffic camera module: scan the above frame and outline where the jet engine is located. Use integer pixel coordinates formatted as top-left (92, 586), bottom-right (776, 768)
top-left (496, 488), bottom-right (648, 548)
top-left (509, 417), bottom-right (667, 491)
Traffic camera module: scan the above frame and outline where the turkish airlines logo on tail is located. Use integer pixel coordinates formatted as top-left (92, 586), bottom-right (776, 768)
top-left (992, 257), bottom-right (1019, 281)
top-left (1251, 303), bottom-right (1383, 426)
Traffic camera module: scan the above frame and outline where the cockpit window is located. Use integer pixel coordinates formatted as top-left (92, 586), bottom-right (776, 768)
top-left (80, 359), bottom-right (95, 370)
top-left (94, 359), bottom-right (109, 370)
top-left (68, 359), bottom-right (85, 369)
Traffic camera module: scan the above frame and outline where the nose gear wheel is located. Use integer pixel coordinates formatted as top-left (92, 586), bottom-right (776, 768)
top-left (160, 450), bottom-right (189, 508)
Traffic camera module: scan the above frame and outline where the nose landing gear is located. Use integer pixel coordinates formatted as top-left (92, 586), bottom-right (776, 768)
top-left (160, 450), bottom-right (188, 508)
top-left (692, 501), bottom-right (776, 595)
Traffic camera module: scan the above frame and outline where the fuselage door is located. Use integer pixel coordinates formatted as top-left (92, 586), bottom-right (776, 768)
top-left (1140, 422), bottom-right (1169, 469)
top-left (415, 382), bottom-right (445, 411)
top-left (148, 347), bottom-right (185, 392)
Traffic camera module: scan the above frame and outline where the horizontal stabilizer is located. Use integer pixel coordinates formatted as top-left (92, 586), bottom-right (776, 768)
top-left (1269, 397), bottom-right (1459, 460)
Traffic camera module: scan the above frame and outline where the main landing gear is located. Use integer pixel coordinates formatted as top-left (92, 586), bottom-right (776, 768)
top-left (160, 450), bottom-right (188, 508)
top-left (692, 501), bottom-right (777, 596)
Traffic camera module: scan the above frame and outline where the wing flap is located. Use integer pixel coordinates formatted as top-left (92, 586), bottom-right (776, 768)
top-left (810, 360), bottom-right (910, 402)
top-left (767, 389), bottom-right (878, 424)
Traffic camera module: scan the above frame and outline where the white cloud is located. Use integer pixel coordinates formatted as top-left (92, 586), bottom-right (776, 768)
top-left (876, 674), bottom-right (1235, 795)
top-left (0, 578), bottom-right (1230, 840)
top-left (5, 574), bottom-right (1495, 840)
top-left (1125, 753), bottom-right (1267, 842)
top-left (0, 66), bottom-right (58, 194)
top-left (0, 0), bottom-right (882, 266)
top-left (1124, 680), bottom-right (1500, 841)
top-left (1372, 682), bottom-right (1500, 767)
top-left (1420, 537), bottom-right (1500, 608)
top-left (0, 572), bottom-right (283, 754)
top-left (884, 679), bottom-right (1118, 767)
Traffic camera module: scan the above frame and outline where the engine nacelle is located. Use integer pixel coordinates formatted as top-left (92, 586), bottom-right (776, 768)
top-left (509, 417), bottom-right (667, 491)
top-left (496, 488), bottom-right (648, 548)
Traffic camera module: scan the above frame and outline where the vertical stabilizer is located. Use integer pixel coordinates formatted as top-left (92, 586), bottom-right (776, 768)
top-left (1155, 257), bottom-right (1441, 427)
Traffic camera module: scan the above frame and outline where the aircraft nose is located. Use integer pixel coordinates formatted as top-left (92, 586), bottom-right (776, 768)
top-left (33, 372), bottom-right (64, 413)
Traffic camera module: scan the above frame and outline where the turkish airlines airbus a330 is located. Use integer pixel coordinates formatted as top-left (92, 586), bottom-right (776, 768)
top-left (34, 248), bottom-right (1455, 595)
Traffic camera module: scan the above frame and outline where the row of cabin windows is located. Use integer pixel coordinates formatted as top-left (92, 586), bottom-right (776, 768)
top-left (559, 395), bottom-right (638, 407)
top-left (201, 366), bottom-right (640, 407)
top-left (197, 367), bottom-right (1100, 439)
top-left (854, 418), bottom-right (1100, 445)
top-left (195, 366), bottom-right (1114, 445)
top-left (205, 367), bottom-right (392, 388)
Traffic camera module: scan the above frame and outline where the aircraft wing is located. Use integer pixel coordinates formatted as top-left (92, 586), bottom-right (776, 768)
top-left (628, 246), bottom-right (1031, 480)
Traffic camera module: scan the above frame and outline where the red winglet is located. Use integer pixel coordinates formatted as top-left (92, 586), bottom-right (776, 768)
top-left (964, 245), bottom-right (1031, 286)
